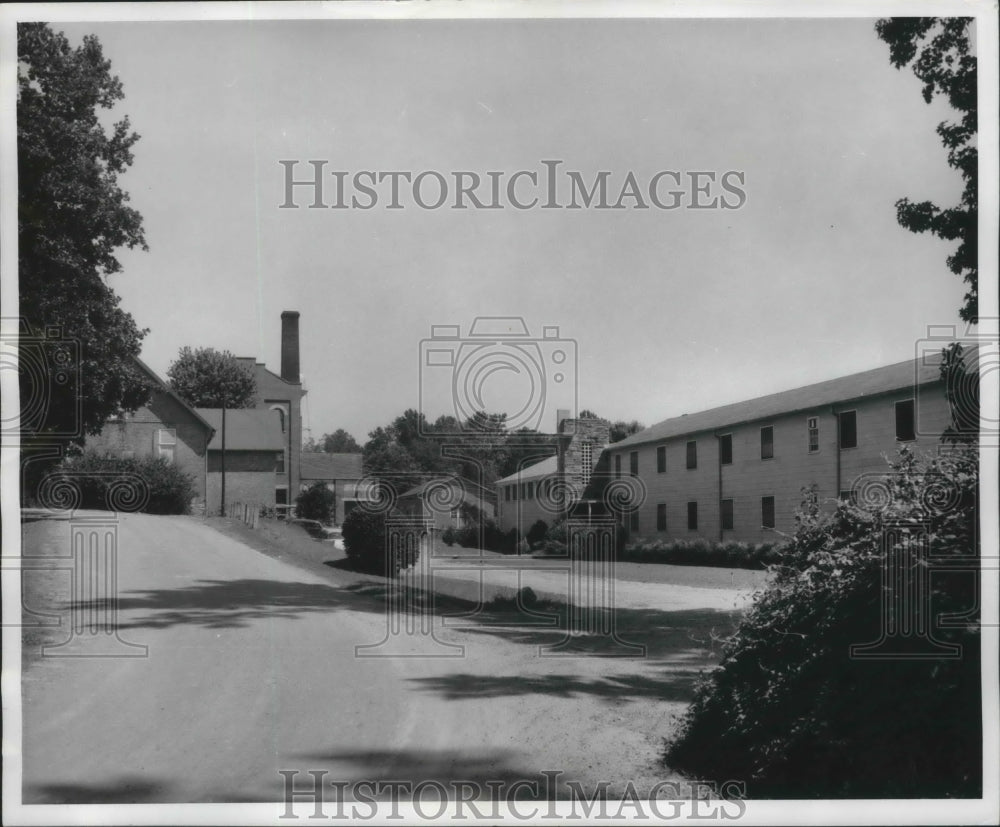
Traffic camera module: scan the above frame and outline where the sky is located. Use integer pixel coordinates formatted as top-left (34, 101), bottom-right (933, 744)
top-left (53, 14), bottom-right (973, 445)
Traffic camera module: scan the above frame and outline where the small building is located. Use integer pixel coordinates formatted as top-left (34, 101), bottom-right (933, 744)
top-left (85, 357), bottom-right (215, 511)
top-left (298, 452), bottom-right (369, 524)
top-left (196, 408), bottom-right (284, 514)
top-left (397, 477), bottom-right (497, 533)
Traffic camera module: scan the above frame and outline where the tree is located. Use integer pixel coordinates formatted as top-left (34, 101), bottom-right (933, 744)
top-left (167, 347), bottom-right (257, 515)
top-left (315, 428), bottom-right (362, 454)
top-left (17, 23), bottom-right (152, 478)
top-left (167, 347), bottom-right (257, 409)
top-left (875, 17), bottom-right (977, 323)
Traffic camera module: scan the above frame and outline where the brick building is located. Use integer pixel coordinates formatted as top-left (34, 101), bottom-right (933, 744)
top-left (605, 356), bottom-right (951, 544)
top-left (85, 357), bottom-right (215, 511)
top-left (197, 409), bottom-right (284, 513)
top-left (299, 452), bottom-right (371, 524)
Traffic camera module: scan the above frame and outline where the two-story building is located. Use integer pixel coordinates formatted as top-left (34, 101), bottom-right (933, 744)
top-left (604, 356), bottom-right (951, 544)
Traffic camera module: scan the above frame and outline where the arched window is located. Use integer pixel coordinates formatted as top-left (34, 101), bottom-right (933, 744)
top-left (272, 407), bottom-right (286, 434)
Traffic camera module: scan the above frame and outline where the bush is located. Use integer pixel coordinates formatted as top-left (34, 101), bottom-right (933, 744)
top-left (441, 526), bottom-right (456, 547)
top-left (665, 447), bottom-right (981, 797)
top-left (525, 519), bottom-right (549, 548)
top-left (48, 451), bottom-right (196, 514)
top-left (341, 508), bottom-right (418, 576)
top-left (621, 538), bottom-right (778, 570)
top-left (295, 481), bottom-right (335, 524)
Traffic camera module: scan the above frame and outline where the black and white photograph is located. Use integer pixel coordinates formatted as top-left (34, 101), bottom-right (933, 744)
top-left (1, 1), bottom-right (998, 824)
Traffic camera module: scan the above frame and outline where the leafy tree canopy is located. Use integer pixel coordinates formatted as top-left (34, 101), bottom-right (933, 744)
top-left (18, 23), bottom-right (151, 447)
top-left (875, 17), bottom-right (977, 322)
top-left (167, 347), bottom-right (257, 408)
top-left (304, 428), bottom-right (362, 454)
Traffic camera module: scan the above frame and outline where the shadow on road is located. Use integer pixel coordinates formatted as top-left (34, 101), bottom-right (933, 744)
top-left (25, 776), bottom-right (168, 804)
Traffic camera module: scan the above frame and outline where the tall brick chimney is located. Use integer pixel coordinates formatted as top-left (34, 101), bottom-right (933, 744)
top-left (280, 311), bottom-right (300, 384)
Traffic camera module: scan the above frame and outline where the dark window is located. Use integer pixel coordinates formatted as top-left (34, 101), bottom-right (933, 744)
top-left (686, 441), bottom-right (697, 469)
top-left (656, 503), bottom-right (667, 532)
top-left (276, 451), bottom-right (285, 473)
top-left (719, 434), bottom-right (732, 465)
top-left (761, 496), bottom-right (775, 529)
top-left (807, 416), bottom-right (819, 453)
top-left (839, 489), bottom-right (855, 504)
top-left (687, 501), bottom-right (698, 531)
top-left (839, 411), bottom-right (857, 450)
top-left (512, 484), bottom-right (518, 502)
top-left (629, 510), bottom-right (639, 532)
top-left (656, 446), bottom-right (666, 473)
top-left (721, 498), bottom-right (734, 531)
top-left (527, 481), bottom-right (534, 500)
top-left (760, 426), bottom-right (774, 460)
top-left (895, 399), bottom-right (916, 442)
top-left (615, 455), bottom-right (622, 479)
top-left (505, 486), bottom-right (511, 502)
top-left (629, 451), bottom-right (639, 476)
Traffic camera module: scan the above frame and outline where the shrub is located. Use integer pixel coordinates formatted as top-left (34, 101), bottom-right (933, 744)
top-left (341, 508), bottom-right (419, 576)
top-left (525, 519), bottom-right (549, 548)
top-left (295, 481), bottom-right (335, 524)
top-left (441, 526), bottom-right (456, 547)
top-left (49, 451), bottom-right (196, 514)
top-left (665, 447), bottom-right (980, 797)
top-left (620, 538), bottom-right (777, 570)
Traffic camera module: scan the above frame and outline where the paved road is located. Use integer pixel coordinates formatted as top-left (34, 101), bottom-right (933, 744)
top-left (19, 512), bottom-right (749, 806)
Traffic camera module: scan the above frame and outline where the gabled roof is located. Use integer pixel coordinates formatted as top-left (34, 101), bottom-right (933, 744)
top-left (495, 454), bottom-right (558, 485)
top-left (195, 408), bottom-right (285, 451)
top-left (299, 452), bottom-right (364, 480)
top-left (398, 479), bottom-right (494, 513)
top-left (611, 355), bottom-right (943, 450)
top-left (131, 356), bottom-right (216, 435)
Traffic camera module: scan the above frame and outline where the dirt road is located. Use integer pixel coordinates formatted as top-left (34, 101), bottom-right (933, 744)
top-left (18, 512), bottom-right (751, 805)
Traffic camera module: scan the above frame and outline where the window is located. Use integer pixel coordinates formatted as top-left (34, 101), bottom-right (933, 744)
top-left (629, 451), bottom-right (639, 476)
top-left (505, 486), bottom-right (511, 502)
top-left (839, 410), bottom-right (857, 450)
top-left (615, 455), bottom-right (622, 479)
top-left (657, 446), bottom-right (667, 473)
top-left (807, 416), bottom-right (819, 453)
top-left (156, 428), bottom-right (176, 463)
top-left (721, 498), bottom-right (734, 531)
top-left (895, 399), bottom-right (916, 442)
top-left (581, 442), bottom-right (594, 487)
top-left (839, 489), bottom-right (855, 504)
top-left (527, 481), bottom-right (535, 500)
top-left (273, 407), bottom-right (286, 434)
top-left (512, 484), bottom-right (518, 502)
top-left (629, 510), bottom-right (639, 532)
top-left (656, 503), bottom-right (667, 532)
top-left (686, 440), bottom-right (697, 469)
top-left (760, 426), bottom-right (774, 460)
top-left (687, 501), bottom-right (698, 531)
top-left (761, 496), bottom-right (775, 529)
top-left (719, 434), bottom-right (732, 465)
top-left (276, 451), bottom-right (285, 473)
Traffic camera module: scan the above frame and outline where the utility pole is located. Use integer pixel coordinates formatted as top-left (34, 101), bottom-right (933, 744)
top-left (220, 398), bottom-right (227, 516)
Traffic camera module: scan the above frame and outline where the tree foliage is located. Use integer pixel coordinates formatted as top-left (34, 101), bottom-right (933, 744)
top-left (295, 481), bottom-right (336, 524)
top-left (167, 347), bottom-right (257, 409)
top-left (665, 442), bottom-right (980, 797)
top-left (875, 17), bottom-right (977, 322)
top-left (306, 428), bottom-right (362, 454)
top-left (17, 23), bottom-right (151, 452)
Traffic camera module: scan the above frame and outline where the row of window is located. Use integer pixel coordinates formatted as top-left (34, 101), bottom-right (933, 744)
top-left (633, 495), bottom-right (778, 533)
top-left (154, 428), bottom-right (287, 473)
top-left (503, 478), bottom-right (554, 502)
top-left (617, 400), bottom-right (917, 475)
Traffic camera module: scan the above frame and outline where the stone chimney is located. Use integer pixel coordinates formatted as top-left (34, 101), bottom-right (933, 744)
top-left (280, 311), bottom-right (300, 384)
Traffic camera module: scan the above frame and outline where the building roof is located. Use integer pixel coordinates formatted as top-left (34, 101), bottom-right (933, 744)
top-left (611, 356), bottom-right (943, 451)
top-left (195, 409), bottom-right (285, 451)
top-left (398, 479), bottom-right (494, 513)
top-left (299, 452), bottom-right (364, 480)
top-left (132, 356), bottom-right (216, 435)
top-left (495, 454), bottom-right (559, 485)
